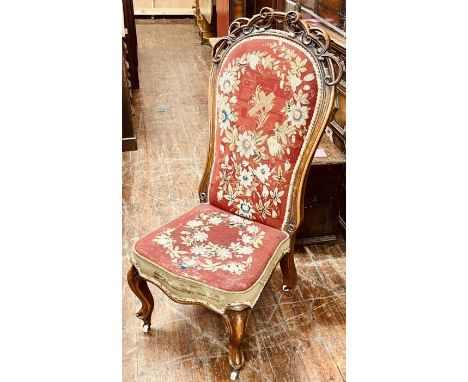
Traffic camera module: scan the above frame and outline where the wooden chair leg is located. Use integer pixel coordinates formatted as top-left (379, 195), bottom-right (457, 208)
top-left (280, 249), bottom-right (297, 291)
top-left (223, 306), bottom-right (251, 380)
top-left (127, 265), bottom-right (154, 332)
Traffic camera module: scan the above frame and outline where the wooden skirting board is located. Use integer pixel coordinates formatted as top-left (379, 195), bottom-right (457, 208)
top-left (134, 7), bottom-right (194, 16)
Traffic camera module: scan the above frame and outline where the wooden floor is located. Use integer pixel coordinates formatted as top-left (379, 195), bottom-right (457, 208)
top-left (122, 19), bottom-right (346, 382)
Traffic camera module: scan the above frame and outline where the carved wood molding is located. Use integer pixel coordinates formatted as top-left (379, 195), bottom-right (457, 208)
top-left (212, 7), bottom-right (344, 86)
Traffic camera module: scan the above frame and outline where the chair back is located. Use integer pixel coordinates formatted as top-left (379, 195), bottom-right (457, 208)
top-left (199, 8), bottom-right (344, 234)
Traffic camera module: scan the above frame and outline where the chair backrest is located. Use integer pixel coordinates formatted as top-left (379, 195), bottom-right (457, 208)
top-left (199, 8), bottom-right (343, 234)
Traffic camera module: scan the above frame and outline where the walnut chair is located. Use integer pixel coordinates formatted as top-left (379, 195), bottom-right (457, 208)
top-left (127, 8), bottom-right (343, 380)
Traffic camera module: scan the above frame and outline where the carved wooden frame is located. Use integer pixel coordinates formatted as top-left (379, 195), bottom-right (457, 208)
top-left (128, 8), bottom-right (343, 380)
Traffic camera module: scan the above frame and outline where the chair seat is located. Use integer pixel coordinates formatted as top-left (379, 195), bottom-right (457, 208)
top-left (133, 204), bottom-right (288, 293)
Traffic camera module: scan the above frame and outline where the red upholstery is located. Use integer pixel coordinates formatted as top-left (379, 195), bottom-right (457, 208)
top-left (209, 36), bottom-right (320, 229)
top-left (134, 204), bottom-right (288, 292)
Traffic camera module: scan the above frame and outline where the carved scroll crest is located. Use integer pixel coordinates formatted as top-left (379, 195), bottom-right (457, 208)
top-left (212, 7), bottom-right (344, 86)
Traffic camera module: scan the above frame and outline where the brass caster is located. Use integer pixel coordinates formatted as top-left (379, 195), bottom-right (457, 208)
top-left (143, 323), bottom-right (151, 333)
top-left (230, 370), bottom-right (240, 380)
top-left (282, 284), bottom-right (292, 292)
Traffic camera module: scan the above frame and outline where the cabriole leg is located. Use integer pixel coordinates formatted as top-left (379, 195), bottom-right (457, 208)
top-left (127, 265), bottom-right (154, 332)
top-left (280, 249), bottom-right (297, 291)
top-left (223, 306), bottom-right (251, 380)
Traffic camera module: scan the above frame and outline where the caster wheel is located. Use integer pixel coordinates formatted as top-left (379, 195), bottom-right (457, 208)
top-left (282, 284), bottom-right (292, 292)
top-left (143, 323), bottom-right (151, 333)
top-left (230, 370), bottom-right (240, 380)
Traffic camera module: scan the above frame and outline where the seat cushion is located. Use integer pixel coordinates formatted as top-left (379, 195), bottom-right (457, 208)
top-left (134, 204), bottom-right (288, 292)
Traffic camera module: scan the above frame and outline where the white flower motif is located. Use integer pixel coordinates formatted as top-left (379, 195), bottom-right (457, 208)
top-left (190, 245), bottom-right (206, 256)
top-left (186, 220), bottom-right (203, 229)
top-left (235, 132), bottom-right (256, 158)
top-left (229, 242), bottom-right (242, 252)
top-left (247, 53), bottom-right (260, 70)
top-left (239, 169), bottom-right (254, 187)
top-left (151, 211), bottom-right (268, 276)
top-left (219, 100), bottom-right (238, 132)
top-left (270, 187), bottom-right (285, 206)
top-left (152, 234), bottom-right (173, 247)
top-left (228, 215), bottom-right (245, 226)
top-left (219, 71), bottom-right (238, 94)
top-left (246, 225), bottom-right (260, 234)
top-left (283, 48), bottom-right (296, 61)
top-left (242, 234), bottom-right (252, 245)
top-left (253, 164), bottom-right (271, 183)
top-left (224, 184), bottom-right (238, 206)
top-left (288, 73), bottom-right (302, 91)
top-left (287, 103), bottom-right (309, 128)
top-left (238, 246), bottom-right (254, 255)
top-left (251, 236), bottom-right (264, 248)
top-left (216, 247), bottom-right (232, 260)
top-left (267, 136), bottom-right (283, 157)
top-left (208, 216), bottom-right (223, 225)
top-left (193, 231), bottom-right (208, 242)
top-left (237, 201), bottom-right (254, 218)
top-left (168, 246), bottom-right (187, 258)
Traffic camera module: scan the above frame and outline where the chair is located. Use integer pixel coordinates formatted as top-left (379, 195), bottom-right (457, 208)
top-left (127, 8), bottom-right (343, 380)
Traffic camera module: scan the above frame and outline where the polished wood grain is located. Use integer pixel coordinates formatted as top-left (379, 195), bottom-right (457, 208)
top-left (223, 306), bottom-right (252, 372)
top-left (280, 235), bottom-right (297, 290)
top-left (127, 265), bottom-right (154, 327)
top-left (123, 19), bottom-right (345, 381)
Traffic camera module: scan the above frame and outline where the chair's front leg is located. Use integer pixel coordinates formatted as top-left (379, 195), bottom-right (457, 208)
top-left (223, 306), bottom-right (251, 380)
top-left (127, 265), bottom-right (154, 332)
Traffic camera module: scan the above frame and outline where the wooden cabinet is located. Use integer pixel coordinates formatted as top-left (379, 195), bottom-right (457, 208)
top-left (249, 0), bottom-right (346, 30)
top-left (122, 41), bottom-right (137, 152)
top-left (246, 0), bottom-right (285, 20)
top-left (297, 137), bottom-right (345, 243)
top-left (194, 0), bottom-right (216, 41)
top-left (289, 1), bottom-right (347, 241)
top-left (194, 0), bottom-right (247, 40)
top-left (133, 0), bottom-right (195, 15)
top-left (216, 0), bottom-right (247, 36)
top-left (122, 0), bottom-right (138, 152)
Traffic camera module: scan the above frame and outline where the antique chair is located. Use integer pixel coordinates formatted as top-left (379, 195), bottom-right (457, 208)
top-left (127, 8), bottom-right (343, 380)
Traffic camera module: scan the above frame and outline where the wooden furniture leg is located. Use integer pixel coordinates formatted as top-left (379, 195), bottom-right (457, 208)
top-left (280, 238), bottom-right (297, 291)
top-left (223, 306), bottom-right (251, 380)
top-left (127, 265), bottom-right (154, 332)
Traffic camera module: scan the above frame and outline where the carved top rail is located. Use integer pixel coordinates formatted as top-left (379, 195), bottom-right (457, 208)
top-left (212, 7), bottom-right (344, 86)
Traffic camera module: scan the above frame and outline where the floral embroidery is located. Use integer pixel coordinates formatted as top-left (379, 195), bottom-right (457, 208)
top-left (152, 211), bottom-right (266, 275)
top-left (209, 37), bottom-right (319, 229)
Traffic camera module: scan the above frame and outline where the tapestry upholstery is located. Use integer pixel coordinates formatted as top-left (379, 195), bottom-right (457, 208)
top-left (134, 204), bottom-right (288, 292)
top-left (208, 35), bottom-right (321, 229)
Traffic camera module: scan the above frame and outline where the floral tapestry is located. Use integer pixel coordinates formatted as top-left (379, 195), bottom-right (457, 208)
top-left (208, 36), bottom-right (320, 229)
top-left (134, 204), bottom-right (288, 291)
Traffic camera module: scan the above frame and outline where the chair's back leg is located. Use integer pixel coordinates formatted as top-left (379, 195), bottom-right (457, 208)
top-left (280, 237), bottom-right (298, 291)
